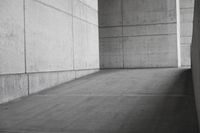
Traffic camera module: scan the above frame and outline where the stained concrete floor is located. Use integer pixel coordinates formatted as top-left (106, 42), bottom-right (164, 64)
top-left (0, 68), bottom-right (198, 133)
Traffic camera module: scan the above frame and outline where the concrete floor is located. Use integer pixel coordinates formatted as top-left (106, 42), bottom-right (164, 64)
top-left (0, 68), bottom-right (198, 133)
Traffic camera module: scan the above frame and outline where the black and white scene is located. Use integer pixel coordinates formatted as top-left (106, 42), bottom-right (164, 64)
top-left (0, 0), bottom-right (200, 132)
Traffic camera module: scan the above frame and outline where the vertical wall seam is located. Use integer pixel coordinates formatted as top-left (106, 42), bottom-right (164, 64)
top-left (23, 0), bottom-right (27, 73)
top-left (176, 0), bottom-right (181, 67)
top-left (97, 1), bottom-right (100, 69)
top-left (121, 0), bottom-right (125, 68)
top-left (72, 0), bottom-right (75, 70)
top-left (23, 0), bottom-right (30, 95)
top-left (71, 0), bottom-right (76, 78)
top-left (27, 74), bottom-right (30, 95)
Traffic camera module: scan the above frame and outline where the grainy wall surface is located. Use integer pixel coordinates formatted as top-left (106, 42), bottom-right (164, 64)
top-left (99, 0), bottom-right (178, 68)
top-left (180, 0), bottom-right (194, 66)
top-left (0, 0), bottom-right (99, 104)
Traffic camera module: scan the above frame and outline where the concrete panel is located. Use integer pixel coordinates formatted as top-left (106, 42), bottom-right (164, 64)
top-left (123, 0), bottom-right (176, 25)
top-left (99, 0), bottom-right (122, 26)
top-left (124, 35), bottom-right (178, 68)
top-left (73, 18), bottom-right (99, 70)
top-left (181, 23), bottom-right (193, 37)
top-left (100, 38), bottom-right (123, 68)
top-left (25, 0), bottom-right (73, 72)
top-left (180, 0), bottom-right (194, 67)
top-left (100, 27), bottom-right (122, 38)
top-left (99, 0), bottom-right (178, 68)
top-left (181, 45), bottom-right (191, 66)
top-left (86, 6), bottom-right (98, 25)
top-left (123, 24), bottom-right (177, 37)
top-left (35, 0), bottom-right (72, 14)
top-left (181, 8), bottom-right (194, 23)
top-left (82, 0), bottom-right (98, 10)
top-left (75, 69), bottom-right (99, 78)
top-left (87, 24), bottom-right (100, 69)
top-left (0, 74), bottom-right (28, 104)
top-left (73, 0), bottom-right (98, 25)
top-left (181, 37), bottom-right (192, 45)
top-left (180, 0), bottom-right (194, 8)
top-left (100, 55), bottom-right (124, 68)
top-left (29, 71), bottom-right (75, 94)
top-left (0, 0), bottom-right (25, 74)
top-left (73, 0), bottom-right (87, 21)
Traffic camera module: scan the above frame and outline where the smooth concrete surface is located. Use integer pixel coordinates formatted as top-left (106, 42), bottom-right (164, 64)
top-left (191, 0), bottom-right (200, 129)
top-left (99, 27), bottom-right (122, 38)
top-left (181, 23), bottom-right (193, 37)
top-left (73, 0), bottom-right (88, 23)
top-left (99, 0), bottom-right (122, 27)
top-left (73, 0), bottom-right (98, 25)
top-left (73, 18), bottom-right (99, 70)
top-left (86, 7), bottom-right (98, 25)
top-left (0, 0), bottom-right (99, 74)
top-left (181, 45), bottom-right (191, 67)
top-left (180, 0), bottom-right (195, 8)
top-left (0, 69), bottom-right (98, 104)
top-left (123, 23), bottom-right (177, 37)
top-left (123, 35), bottom-right (177, 68)
top-left (0, 0), bottom-right (25, 74)
top-left (28, 69), bottom-right (99, 94)
top-left (0, 74), bottom-right (28, 104)
top-left (75, 69), bottom-right (99, 78)
top-left (180, 0), bottom-right (194, 66)
top-left (100, 38), bottom-right (123, 68)
top-left (99, 0), bottom-right (179, 68)
top-left (122, 0), bottom-right (176, 25)
top-left (36, 0), bottom-right (72, 14)
top-left (82, 0), bottom-right (98, 10)
top-left (0, 0), bottom-right (99, 104)
top-left (73, 0), bottom-right (99, 70)
top-left (28, 71), bottom-right (75, 94)
top-left (26, 0), bottom-right (74, 72)
top-left (0, 69), bottom-right (198, 133)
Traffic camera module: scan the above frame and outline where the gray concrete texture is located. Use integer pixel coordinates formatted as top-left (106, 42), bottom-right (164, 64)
top-left (0, 74), bottom-right (28, 104)
top-left (0, 68), bottom-right (198, 133)
top-left (25, 0), bottom-right (74, 72)
top-left (28, 69), bottom-right (98, 94)
top-left (191, 0), bottom-right (200, 129)
top-left (25, 0), bottom-right (99, 72)
top-left (0, 0), bottom-right (99, 104)
top-left (180, 0), bottom-right (194, 67)
top-left (0, 69), bottom-right (100, 104)
top-left (0, 0), bottom-right (99, 74)
top-left (0, 0), bottom-right (25, 74)
top-left (99, 0), bottom-right (179, 68)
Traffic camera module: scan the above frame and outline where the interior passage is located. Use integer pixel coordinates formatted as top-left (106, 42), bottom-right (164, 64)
top-left (0, 68), bottom-right (198, 133)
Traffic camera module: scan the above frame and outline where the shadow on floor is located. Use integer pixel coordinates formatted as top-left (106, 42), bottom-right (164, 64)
top-left (0, 68), bottom-right (199, 133)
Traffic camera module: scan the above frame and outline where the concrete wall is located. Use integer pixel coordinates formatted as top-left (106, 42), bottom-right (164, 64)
top-left (0, 0), bottom-right (99, 104)
top-left (192, 0), bottom-right (200, 128)
top-left (180, 0), bottom-right (194, 67)
top-left (99, 0), bottom-right (179, 68)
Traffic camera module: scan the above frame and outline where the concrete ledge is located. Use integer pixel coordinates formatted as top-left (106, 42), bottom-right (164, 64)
top-left (28, 71), bottom-right (75, 94)
top-left (75, 69), bottom-right (99, 78)
top-left (0, 69), bottom-right (99, 104)
top-left (0, 74), bottom-right (28, 104)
